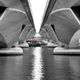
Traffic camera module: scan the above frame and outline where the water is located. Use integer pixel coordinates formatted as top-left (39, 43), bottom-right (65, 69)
top-left (31, 47), bottom-right (44, 80)
top-left (0, 47), bottom-right (80, 80)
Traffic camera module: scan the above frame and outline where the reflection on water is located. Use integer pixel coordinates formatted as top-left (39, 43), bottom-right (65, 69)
top-left (0, 56), bottom-right (23, 80)
top-left (31, 47), bottom-right (44, 80)
top-left (0, 48), bottom-right (80, 80)
top-left (53, 56), bottom-right (71, 80)
top-left (50, 55), bottom-right (80, 80)
top-left (69, 57), bottom-right (80, 80)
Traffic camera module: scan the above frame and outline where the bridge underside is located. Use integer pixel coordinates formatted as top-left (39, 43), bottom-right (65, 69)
top-left (19, 26), bottom-right (36, 42)
top-left (40, 0), bottom-right (80, 48)
top-left (26, 28), bottom-right (36, 40)
top-left (39, 26), bottom-right (59, 43)
top-left (0, 0), bottom-right (35, 48)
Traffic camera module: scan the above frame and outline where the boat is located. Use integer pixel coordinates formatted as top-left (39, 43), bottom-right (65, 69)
top-left (27, 39), bottom-right (46, 47)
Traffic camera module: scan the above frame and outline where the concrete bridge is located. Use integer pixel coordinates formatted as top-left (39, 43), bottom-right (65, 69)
top-left (40, 0), bottom-right (80, 48)
top-left (0, 0), bottom-right (36, 53)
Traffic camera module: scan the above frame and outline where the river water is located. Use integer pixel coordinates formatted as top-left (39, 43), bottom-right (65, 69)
top-left (0, 47), bottom-right (80, 80)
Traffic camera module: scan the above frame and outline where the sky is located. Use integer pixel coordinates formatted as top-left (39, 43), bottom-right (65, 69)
top-left (29, 0), bottom-right (48, 33)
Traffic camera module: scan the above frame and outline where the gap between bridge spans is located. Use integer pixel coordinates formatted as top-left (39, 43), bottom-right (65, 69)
top-left (28, 0), bottom-right (49, 33)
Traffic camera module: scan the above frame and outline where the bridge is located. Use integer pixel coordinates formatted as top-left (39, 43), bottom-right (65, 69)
top-left (0, 0), bottom-right (80, 52)
top-left (40, 0), bottom-right (80, 49)
top-left (0, 1), bottom-right (80, 80)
